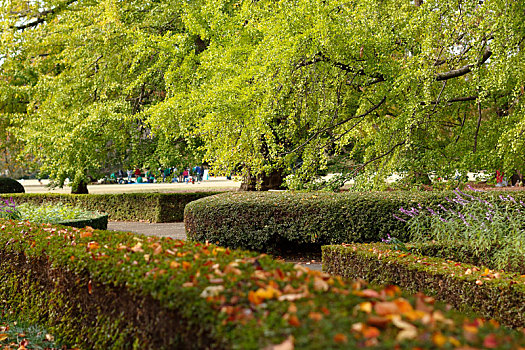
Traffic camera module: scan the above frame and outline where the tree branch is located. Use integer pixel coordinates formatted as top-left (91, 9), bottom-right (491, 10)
top-left (435, 47), bottom-right (492, 81)
top-left (282, 96), bottom-right (387, 156)
top-left (13, 0), bottom-right (78, 30)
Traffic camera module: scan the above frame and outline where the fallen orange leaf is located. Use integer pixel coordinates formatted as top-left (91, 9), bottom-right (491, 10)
top-left (333, 333), bottom-right (348, 343)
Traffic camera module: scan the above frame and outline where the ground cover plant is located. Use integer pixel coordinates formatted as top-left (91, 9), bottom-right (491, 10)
top-left (1, 192), bottom-right (221, 222)
top-left (0, 318), bottom-right (62, 350)
top-left (322, 242), bottom-right (525, 329)
top-left (0, 198), bottom-right (107, 230)
top-left (1, 220), bottom-right (525, 349)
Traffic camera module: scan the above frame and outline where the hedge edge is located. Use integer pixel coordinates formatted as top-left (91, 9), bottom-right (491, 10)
top-left (1, 219), bottom-right (524, 349)
top-left (322, 243), bottom-right (525, 328)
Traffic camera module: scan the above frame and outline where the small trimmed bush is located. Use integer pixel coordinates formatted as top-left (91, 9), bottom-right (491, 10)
top-left (1, 219), bottom-right (525, 349)
top-left (1, 192), bottom-right (221, 222)
top-left (322, 243), bottom-right (525, 328)
top-left (0, 177), bottom-right (24, 194)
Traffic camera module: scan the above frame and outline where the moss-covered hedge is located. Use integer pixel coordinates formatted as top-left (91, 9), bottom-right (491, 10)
top-left (322, 243), bottom-right (525, 328)
top-left (185, 190), bottom-right (525, 254)
top-left (56, 213), bottom-right (109, 230)
top-left (1, 219), bottom-right (525, 349)
top-left (1, 192), bottom-right (221, 222)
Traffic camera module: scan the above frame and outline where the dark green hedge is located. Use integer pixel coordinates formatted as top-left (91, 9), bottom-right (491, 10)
top-left (56, 214), bottom-right (109, 230)
top-left (1, 192), bottom-right (221, 222)
top-left (185, 190), bottom-right (525, 254)
top-left (1, 219), bottom-right (524, 349)
top-left (0, 177), bottom-right (25, 194)
top-left (322, 243), bottom-right (525, 328)
top-left (184, 191), bottom-right (450, 253)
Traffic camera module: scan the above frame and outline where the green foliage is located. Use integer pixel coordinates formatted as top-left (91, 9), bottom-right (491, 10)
top-left (15, 202), bottom-right (107, 229)
top-left (322, 243), bottom-right (525, 328)
top-left (3, 0), bottom-right (525, 189)
top-left (399, 189), bottom-right (525, 273)
top-left (0, 178), bottom-right (24, 194)
top-left (1, 192), bottom-right (221, 222)
top-left (1, 219), bottom-right (525, 349)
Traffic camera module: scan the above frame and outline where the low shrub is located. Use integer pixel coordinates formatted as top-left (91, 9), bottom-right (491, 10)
top-left (184, 192), bottom-right (423, 253)
top-left (322, 243), bottom-right (525, 328)
top-left (0, 178), bottom-right (24, 194)
top-left (185, 190), bottom-right (525, 255)
top-left (1, 220), bottom-right (525, 349)
top-left (0, 192), bottom-right (221, 222)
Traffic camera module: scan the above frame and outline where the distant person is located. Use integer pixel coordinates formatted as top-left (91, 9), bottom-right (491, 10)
top-left (183, 169), bottom-right (189, 182)
top-left (195, 165), bottom-right (201, 182)
top-left (136, 175), bottom-right (143, 183)
top-left (127, 169), bottom-right (133, 182)
top-left (163, 168), bottom-right (171, 182)
top-left (199, 166), bottom-right (204, 182)
top-left (134, 168), bottom-right (141, 177)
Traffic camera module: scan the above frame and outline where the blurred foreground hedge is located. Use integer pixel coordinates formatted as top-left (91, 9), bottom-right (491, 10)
top-left (1, 219), bottom-right (524, 349)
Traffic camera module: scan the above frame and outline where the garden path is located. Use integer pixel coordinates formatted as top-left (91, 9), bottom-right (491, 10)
top-left (107, 221), bottom-right (322, 271)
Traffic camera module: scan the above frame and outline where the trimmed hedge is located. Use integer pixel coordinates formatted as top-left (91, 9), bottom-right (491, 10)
top-left (322, 243), bottom-right (525, 328)
top-left (0, 177), bottom-right (24, 194)
top-left (1, 219), bottom-right (525, 349)
top-left (1, 192), bottom-right (221, 222)
top-left (56, 213), bottom-right (109, 230)
top-left (185, 190), bottom-right (525, 254)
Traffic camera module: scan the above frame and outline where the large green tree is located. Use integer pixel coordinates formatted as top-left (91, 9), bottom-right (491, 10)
top-left (145, 0), bottom-right (525, 188)
top-left (2, 0), bottom-right (524, 191)
top-left (0, 0), bottom-right (202, 192)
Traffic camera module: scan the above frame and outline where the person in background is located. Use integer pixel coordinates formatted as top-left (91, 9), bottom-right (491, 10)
top-left (195, 165), bottom-right (201, 182)
top-left (163, 168), bottom-right (171, 182)
top-left (145, 169), bottom-right (151, 183)
top-left (199, 166), bottom-right (204, 182)
top-left (136, 175), bottom-right (143, 183)
top-left (127, 169), bottom-right (133, 182)
top-left (134, 168), bottom-right (141, 177)
top-left (182, 168), bottom-right (189, 182)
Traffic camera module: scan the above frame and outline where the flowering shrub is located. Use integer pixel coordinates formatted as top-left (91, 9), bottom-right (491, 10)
top-left (0, 198), bottom-right (21, 220)
top-left (394, 186), bottom-right (525, 272)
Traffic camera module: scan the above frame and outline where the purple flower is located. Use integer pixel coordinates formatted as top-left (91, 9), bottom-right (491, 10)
top-left (427, 208), bottom-right (437, 216)
top-left (467, 184), bottom-right (484, 192)
top-left (438, 204), bottom-right (448, 212)
top-left (393, 214), bottom-right (407, 222)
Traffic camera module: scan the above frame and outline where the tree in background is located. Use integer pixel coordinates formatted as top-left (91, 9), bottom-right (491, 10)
top-left (1, 0), bottom-right (524, 191)
top-left (0, 0), bottom-right (202, 192)
top-left (147, 0), bottom-right (524, 189)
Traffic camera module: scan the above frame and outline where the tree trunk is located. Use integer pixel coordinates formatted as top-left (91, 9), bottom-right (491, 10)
top-left (71, 179), bottom-right (89, 194)
top-left (240, 169), bottom-right (284, 191)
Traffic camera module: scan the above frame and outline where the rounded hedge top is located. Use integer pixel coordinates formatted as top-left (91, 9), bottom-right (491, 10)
top-left (0, 177), bottom-right (25, 194)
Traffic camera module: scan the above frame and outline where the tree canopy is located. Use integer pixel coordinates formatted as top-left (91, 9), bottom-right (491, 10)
top-left (1, 0), bottom-right (524, 190)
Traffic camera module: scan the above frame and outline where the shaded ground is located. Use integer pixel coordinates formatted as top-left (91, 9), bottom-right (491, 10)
top-left (107, 221), bottom-right (322, 271)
